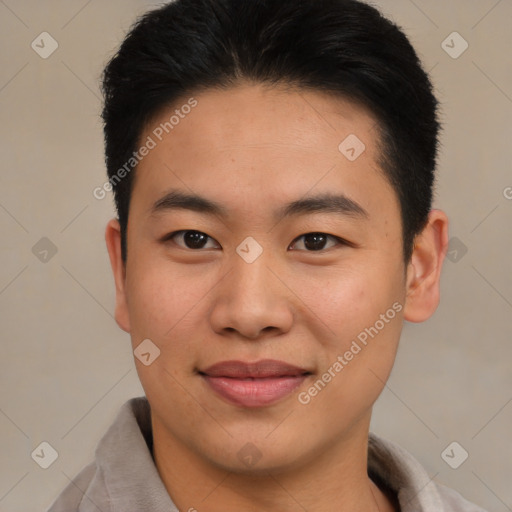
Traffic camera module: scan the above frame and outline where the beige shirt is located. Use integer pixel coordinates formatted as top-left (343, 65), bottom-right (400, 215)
top-left (47, 396), bottom-right (488, 512)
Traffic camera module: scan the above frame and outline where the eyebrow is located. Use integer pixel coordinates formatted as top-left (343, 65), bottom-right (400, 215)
top-left (150, 189), bottom-right (368, 222)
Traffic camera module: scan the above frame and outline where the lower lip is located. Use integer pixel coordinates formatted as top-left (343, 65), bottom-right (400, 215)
top-left (202, 375), bottom-right (308, 408)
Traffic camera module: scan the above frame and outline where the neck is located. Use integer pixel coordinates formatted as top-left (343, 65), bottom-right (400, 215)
top-left (152, 414), bottom-right (396, 512)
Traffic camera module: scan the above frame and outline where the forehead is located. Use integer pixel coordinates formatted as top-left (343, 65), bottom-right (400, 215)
top-left (156, 83), bottom-right (379, 158)
top-left (131, 83), bottom-right (398, 224)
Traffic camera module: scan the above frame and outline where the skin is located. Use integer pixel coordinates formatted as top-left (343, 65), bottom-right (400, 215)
top-left (105, 82), bottom-right (449, 512)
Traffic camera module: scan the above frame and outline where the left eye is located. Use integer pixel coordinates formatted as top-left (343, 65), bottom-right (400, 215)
top-left (165, 230), bottom-right (220, 250)
top-left (289, 232), bottom-right (343, 251)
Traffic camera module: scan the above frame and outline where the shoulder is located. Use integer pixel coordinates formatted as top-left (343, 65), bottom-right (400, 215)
top-left (434, 481), bottom-right (488, 512)
top-left (46, 461), bottom-right (105, 512)
top-left (368, 433), bottom-right (489, 512)
top-left (46, 396), bottom-right (154, 512)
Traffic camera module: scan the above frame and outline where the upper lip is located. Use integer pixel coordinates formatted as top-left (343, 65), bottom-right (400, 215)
top-left (199, 359), bottom-right (311, 378)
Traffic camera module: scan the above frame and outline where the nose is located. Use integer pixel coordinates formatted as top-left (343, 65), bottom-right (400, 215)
top-left (209, 248), bottom-right (294, 341)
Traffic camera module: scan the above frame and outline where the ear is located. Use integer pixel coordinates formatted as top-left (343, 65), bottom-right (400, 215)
top-left (403, 209), bottom-right (449, 323)
top-left (105, 218), bottom-right (131, 333)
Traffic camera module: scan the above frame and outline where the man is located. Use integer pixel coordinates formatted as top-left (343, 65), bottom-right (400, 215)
top-left (48, 0), bottom-right (487, 510)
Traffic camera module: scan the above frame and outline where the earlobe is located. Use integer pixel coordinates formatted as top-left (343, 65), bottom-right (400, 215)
top-left (403, 209), bottom-right (449, 323)
top-left (105, 218), bottom-right (131, 333)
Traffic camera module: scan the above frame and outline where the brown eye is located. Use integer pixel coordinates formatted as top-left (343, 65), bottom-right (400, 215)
top-left (165, 230), bottom-right (220, 250)
top-left (289, 232), bottom-right (343, 251)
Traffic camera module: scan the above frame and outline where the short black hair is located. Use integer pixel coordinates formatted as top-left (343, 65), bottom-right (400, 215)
top-left (101, 0), bottom-right (440, 264)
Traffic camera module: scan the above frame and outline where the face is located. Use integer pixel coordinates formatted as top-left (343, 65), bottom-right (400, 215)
top-left (106, 82), bottom-right (441, 474)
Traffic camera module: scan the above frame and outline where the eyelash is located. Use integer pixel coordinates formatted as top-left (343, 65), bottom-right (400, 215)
top-left (162, 230), bottom-right (348, 252)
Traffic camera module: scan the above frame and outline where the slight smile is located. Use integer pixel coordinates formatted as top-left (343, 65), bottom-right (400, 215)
top-left (199, 359), bottom-right (313, 408)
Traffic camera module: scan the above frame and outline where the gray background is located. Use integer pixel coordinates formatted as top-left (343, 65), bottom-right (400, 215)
top-left (0, 0), bottom-right (511, 510)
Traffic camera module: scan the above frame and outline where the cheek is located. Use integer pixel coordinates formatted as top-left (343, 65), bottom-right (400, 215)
top-left (292, 260), bottom-right (404, 398)
top-left (125, 254), bottom-right (203, 346)
top-left (125, 258), bottom-right (203, 398)
top-left (300, 302), bottom-right (403, 427)
top-left (291, 264), bottom-right (388, 341)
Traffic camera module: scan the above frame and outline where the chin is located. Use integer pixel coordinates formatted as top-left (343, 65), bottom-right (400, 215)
top-left (199, 433), bottom-right (314, 476)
